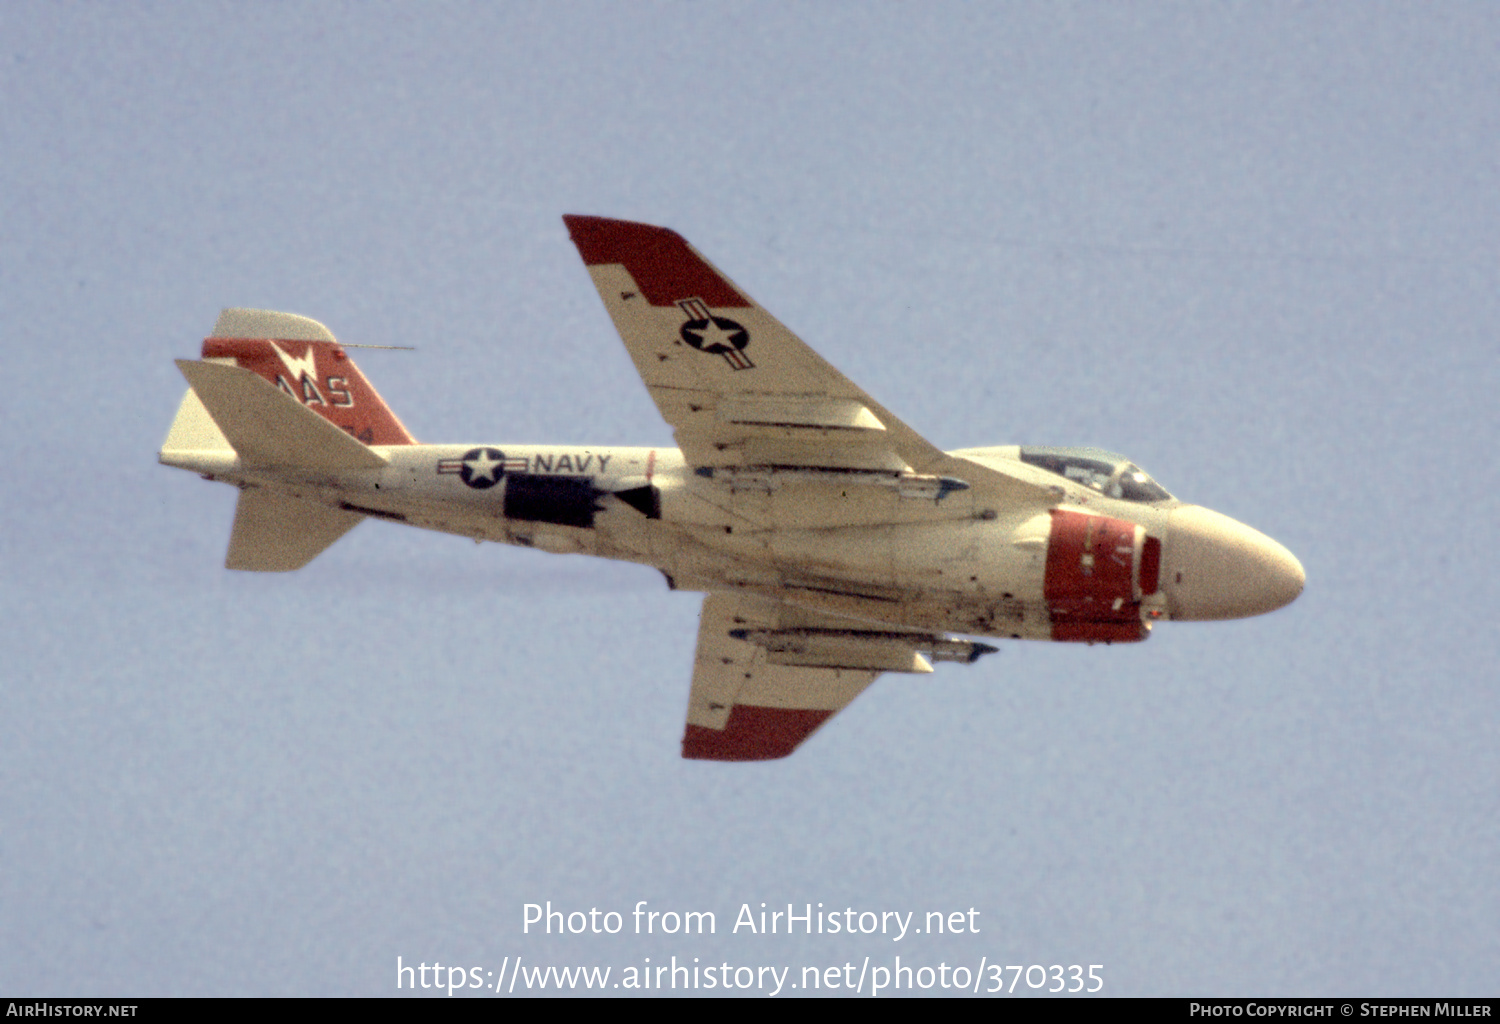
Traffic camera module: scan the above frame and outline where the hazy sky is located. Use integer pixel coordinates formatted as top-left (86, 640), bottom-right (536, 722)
top-left (3, 2), bottom-right (1496, 996)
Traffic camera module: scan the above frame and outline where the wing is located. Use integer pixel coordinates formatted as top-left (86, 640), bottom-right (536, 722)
top-left (683, 592), bottom-right (885, 761)
top-left (563, 215), bottom-right (1053, 505)
top-left (683, 592), bottom-right (996, 760)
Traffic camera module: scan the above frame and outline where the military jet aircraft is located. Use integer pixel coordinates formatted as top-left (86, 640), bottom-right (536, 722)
top-left (160, 216), bottom-right (1304, 761)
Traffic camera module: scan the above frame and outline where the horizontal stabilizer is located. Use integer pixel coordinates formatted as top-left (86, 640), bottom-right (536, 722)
top-left (175, 359), bottom-right (387, 472)
top-left (161, 386), bottom-right (232, 456)
top-left (228, 488), bottom-right (362, 571)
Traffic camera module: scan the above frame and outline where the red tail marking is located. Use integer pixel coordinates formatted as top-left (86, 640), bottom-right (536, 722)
top-left (203, 338), bottom-right (416, 446)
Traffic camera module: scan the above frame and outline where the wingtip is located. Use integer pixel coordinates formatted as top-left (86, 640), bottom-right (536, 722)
top-left (560, 214), bottom-right (746, 307)
top-left (562, 214), bottom-right (682, 261)
top-left (680, 707), bottom-right (833, 761)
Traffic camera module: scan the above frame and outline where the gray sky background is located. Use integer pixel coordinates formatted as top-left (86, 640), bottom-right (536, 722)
top-left (2, 1), bottom-right (1496, 996)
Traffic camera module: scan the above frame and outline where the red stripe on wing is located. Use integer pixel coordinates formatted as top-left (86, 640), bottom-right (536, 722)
top-left (563, 215), bottom-right (749, 308)
top-left (682, 706), bottom-right (834, 761)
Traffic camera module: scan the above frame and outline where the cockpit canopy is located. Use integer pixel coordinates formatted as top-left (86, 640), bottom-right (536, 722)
top-left (1018, 446), bottom-right (1175, 504)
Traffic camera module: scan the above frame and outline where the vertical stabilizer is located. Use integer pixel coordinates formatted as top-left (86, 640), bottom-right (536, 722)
top-left (202, 308), bottom-right (417, 446)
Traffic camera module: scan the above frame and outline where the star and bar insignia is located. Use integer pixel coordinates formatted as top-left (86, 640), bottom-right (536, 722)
top-left (678, 298), bottom-right (753, 370)
top-left (437, 448), bottom-right (529, 489)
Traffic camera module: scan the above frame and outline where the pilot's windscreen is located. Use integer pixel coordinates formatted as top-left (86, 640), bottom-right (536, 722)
top-left (1019, 447), bottom-right (1173, 504)
top-left (1113, 464), bottom-right (1173, 503)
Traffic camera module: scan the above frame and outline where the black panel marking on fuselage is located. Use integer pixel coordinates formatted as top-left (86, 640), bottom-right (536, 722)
top-left (503, 473), bottom-right (605, 529)
top-left (613, 484), bottom-right (662, 520)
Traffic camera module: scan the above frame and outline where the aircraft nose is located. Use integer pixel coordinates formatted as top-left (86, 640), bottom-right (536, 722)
top-left (1162, 505), bottom-right (1305, 621)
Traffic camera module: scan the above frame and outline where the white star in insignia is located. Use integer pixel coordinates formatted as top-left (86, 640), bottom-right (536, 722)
top-left (464, 450), bottom-right (501, 482)
top-left (689, 320), bottom-right (739, 351)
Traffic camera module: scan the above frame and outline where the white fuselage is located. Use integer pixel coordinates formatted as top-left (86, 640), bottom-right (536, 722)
top-left (168, 441), bottom-right (1190, 643)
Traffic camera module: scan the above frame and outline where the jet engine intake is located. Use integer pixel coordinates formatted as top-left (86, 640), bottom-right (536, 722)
top-left (1044, 509), bottom-right (1154, 643)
